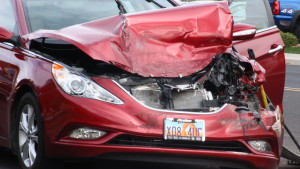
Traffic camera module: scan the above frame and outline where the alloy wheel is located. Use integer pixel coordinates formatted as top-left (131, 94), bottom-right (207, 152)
top-left (18, 104), bottom-right (38, 168)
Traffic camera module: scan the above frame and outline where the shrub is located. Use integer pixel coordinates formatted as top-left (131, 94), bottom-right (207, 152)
top-left (280, 31), bottom-right (298, 48)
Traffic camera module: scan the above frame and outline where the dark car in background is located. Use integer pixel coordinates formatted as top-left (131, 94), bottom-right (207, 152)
top-left (0, 0), bottom-right (285, 169)
top-left (269, 0), bottom-right (300, 41)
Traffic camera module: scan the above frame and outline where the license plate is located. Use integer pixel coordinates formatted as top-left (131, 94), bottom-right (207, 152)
top-left (164, 118), bottom-right (205, 141)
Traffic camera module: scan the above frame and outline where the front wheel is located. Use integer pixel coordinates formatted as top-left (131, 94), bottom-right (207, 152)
top-left (15, 92), bottom-right (61, 169)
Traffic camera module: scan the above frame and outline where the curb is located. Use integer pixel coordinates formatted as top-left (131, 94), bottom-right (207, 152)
top-left (285, 53), bottom-right (300, 65)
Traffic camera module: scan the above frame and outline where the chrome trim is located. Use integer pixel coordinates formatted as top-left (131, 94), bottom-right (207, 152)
top-left (21, 48), bottom-right (53, 62)
top-left (2, 43), bottom-right (53, 63)
top-left (256, 25), bottom-right (277, 33)
top-left (233, 29), bottom-right (256, 37)
top-left (3, 42), bottom-right (15, 47)
top-left (113, 80), bottom-right (227, 115)
top-left (269, 45), bottom-right (283, 54)
top-left (230, 152), bottom-right (249, 155)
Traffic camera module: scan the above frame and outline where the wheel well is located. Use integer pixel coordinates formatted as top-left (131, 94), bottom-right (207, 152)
top-left (10, 85), bottom-right (36, 153)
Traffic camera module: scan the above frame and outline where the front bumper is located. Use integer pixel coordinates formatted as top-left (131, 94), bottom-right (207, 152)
top-left (47, 143), bottom-right (279, 169)
top-left (38, 78), bottom-right (283, 169)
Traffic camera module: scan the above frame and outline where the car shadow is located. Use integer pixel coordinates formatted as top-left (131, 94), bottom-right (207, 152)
top-left (64, 160), bottom-right (217, 169)
top-left (0, 147), bottom-right (298, 169)
top-left (0, 148), bottom-right (215, 169)
top-left (0, 148), bottom-right (20, 169)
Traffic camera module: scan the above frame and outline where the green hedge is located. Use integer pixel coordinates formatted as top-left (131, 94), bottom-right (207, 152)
top-left (280, 31), bottom-right (298, 48)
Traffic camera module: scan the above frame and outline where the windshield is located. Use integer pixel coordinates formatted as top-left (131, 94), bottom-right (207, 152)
top-left (23, 0), bottom-right (175, 32)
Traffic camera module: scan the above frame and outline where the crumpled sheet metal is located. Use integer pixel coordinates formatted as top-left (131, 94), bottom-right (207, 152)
top-left (24, 2), bottom-right (233, 77)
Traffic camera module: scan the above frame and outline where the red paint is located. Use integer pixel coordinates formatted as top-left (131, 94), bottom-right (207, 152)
top-left (24, 2), bottom-right (233, 77)
top-left (273, 0), bottom-right (281, 15)
top-left (233, 23), bottom-right (257, 40)
top-left (0, 26), bottom-right (14, 41)
top-left (37, 81), bottom-right (282, 169)
top-left (0, 1), bottom-right (285, 169)
top-left (234, 28), bottom-right (286, 110)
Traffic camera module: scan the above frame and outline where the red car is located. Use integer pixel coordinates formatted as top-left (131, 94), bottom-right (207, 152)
top-left (0, 0), bottom-right (285, 169)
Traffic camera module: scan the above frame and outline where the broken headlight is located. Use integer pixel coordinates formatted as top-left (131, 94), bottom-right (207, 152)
top-left (52, 62), bottom-right (124, 104)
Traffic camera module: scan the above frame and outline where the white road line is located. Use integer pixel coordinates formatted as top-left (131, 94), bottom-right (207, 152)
top-left (285, 87), bottom-right (300, 92)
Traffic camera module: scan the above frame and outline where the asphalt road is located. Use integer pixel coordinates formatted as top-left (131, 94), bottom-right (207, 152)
top-left (283, 65), bottom-right (300, 155)
top-left (280, 65), bottom-right (300, 169)
top-left (0, 65), bottom-right (300, 169)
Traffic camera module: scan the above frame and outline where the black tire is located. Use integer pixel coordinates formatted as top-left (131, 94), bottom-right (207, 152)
top-left (14, 92), bottom-right (61, 169)
top-left (293, 25), bottom-right (300, 43)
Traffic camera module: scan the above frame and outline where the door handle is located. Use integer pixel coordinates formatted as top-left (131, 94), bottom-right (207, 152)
top-left (269, 45), bottom-right (283, 54)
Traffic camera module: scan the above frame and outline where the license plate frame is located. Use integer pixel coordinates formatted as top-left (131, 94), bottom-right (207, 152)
top-left (164, 118), bottom-right (205, 141)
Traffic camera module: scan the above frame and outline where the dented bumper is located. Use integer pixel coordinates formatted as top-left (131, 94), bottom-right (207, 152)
top-left (39, 77), bottom-right (283, 169)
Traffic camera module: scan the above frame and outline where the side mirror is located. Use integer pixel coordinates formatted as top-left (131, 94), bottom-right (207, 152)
top-left (233, 24), bottom-right (256, 41)
top-left (0, 26), bottom-right (14, 42)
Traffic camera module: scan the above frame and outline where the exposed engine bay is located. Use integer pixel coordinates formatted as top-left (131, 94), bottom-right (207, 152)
top-left (117, 53), bottom-right (262, 112)
top-left (30, 39), bottom-right (264, 113)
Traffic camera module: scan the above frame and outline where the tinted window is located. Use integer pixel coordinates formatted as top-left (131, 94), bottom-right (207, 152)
top-left (0, 0), bottom-right (16, 32)
top-left (230, 0), bottom-right (270, 29)
top-left (23, 0), bottom-right (175, 32)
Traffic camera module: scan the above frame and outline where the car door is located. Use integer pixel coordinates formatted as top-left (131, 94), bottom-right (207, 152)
top-left (0, 0), bottom-right (18, 146)
top-left (232, 0), bottom-right (285, 110)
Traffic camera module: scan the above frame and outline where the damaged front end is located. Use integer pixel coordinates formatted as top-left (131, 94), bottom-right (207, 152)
top-left (114, 52), bottom-right (284, 154)
top-left (24, 1), bottom-right (283, 157)
top-left (118, 51), bottom-right (264, 113)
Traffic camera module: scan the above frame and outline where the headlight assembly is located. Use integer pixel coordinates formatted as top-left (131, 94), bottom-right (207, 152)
top-left (52, 62), bottom-right (124, 104)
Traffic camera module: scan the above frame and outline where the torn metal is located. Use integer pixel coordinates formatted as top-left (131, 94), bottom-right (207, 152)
top-left (24, 2), bottom-right (233, 77)
top-left (117, 51), bottom-right (266, 112)
top-left (22, 1), bottom-right (282, 140)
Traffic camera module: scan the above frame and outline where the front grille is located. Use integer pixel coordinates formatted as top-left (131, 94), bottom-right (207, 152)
top-left (106, 135), bottom-right (250, 153)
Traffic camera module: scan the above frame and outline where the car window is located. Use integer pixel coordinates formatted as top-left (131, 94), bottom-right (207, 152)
top-left (180, 0), bottom-right (271, 30)
top-left (230, 0), bottom-right (270, 29)
top-left (120, 0), bottom-right (168, 13)
top-left (154, 0), bottom-right (177, 7)
top-left (23, 0), bottom-right (175, 32)
top-left (0, 0), bottom-right (16, 32)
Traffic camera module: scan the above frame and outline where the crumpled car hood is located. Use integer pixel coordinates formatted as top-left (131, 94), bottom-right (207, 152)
top-left (24, 2), bottom-right (233, 77)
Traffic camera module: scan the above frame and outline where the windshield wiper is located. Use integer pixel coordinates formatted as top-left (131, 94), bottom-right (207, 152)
top-left (167, 0), bottom-right (177, 6)
top-left (146, 0), bottom-right (166, 8)
top-left (115, 0), bottom-right (127, 14)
